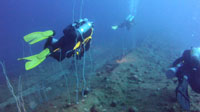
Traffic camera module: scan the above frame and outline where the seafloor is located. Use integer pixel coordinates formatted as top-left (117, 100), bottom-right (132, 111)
top-left (1, 36), bottom-right (200, 112)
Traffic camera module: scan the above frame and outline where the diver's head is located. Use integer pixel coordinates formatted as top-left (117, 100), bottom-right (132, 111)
top-left (190, 47), bottom-right (200, 68)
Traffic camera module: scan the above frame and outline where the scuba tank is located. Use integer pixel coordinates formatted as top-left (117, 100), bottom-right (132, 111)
top-left (129, 16), bottom-right (135, 22)
top-left (126, 15), bottom-right (135, 22)
top-left (72, 18), bottom-right (94, 56)
top-left (190, 47), bottom-right (200, 69)
top-left (76, 18), bottom-right (93, 37)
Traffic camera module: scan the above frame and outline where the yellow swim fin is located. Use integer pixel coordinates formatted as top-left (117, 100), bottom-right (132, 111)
top-left (18, 48), bottom-right (50, 70)
top-left (24, 30), bottom-right (54, 45)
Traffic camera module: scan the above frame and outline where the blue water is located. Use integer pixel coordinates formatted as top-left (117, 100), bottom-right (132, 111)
top-left (0, 0), bottom-right (130, 71)
top-left (0, 0), bottom-right (200, 111)
top-left (1, 0), bottom-right (199, 71)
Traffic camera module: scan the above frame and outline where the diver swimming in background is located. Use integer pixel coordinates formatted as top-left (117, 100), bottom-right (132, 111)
top-left (166, 47), bottom-right (200, 111)
top-left (111, 14), bottom-right (135, 30)
top-left (18, 18), bottom-right (94, 70)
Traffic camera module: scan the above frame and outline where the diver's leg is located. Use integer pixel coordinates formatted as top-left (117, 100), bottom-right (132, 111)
top-left (44, 37), bottom-right (53, 49)
top-left (176, 75), bottom-right (190, 111)
top-left (49, 51), bottom-right (65, 62)
top-left (44, 37), bottom-right (58, 48)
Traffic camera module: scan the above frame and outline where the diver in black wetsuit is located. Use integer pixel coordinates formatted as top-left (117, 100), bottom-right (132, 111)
top-left (112, 15), bottom-right (135, 30)
top-left (44, 18), bottom-right (94, 61)
top-left (18, 18), bottom-right (94, 70)
top-left (166, 47), bottom-right (200, 111)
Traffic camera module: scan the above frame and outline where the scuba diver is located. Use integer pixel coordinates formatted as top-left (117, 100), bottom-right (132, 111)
top-left (166, 47), bottom-right (200, 111)
top-left (111, 14), bottom-right (135, 30)
top-left (18, 18), bottom-right (94, 70)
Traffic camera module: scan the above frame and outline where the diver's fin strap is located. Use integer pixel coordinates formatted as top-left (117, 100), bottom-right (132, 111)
top-left (24, 30), bottom-right (54, 45)
top-left (18, 48), bottom-right (50, 70)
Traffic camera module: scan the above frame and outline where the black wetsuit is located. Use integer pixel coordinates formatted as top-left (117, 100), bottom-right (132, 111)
top-left (44, 21), bottom-right (92, 61)
top-left (172, 50), bottom-right (200, 110)
top-left (173, 50), bottom-right (200, 93)
top-left (118, 19), bottom-right (135, 30)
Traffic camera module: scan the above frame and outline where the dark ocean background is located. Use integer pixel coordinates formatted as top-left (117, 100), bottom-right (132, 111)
top-left (0, 0), bottom-right (200, 111)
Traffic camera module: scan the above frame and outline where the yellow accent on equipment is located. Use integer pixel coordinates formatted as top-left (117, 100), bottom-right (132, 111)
top-left (83, 36), bottom-right (92, 44)
top-left (83, 28), bottom-right (93, 44)
top-left (24, 30), bottom-right (54, 45)
top-left (18, 48), bottom-right (50, 70)
top-left (76, 52), bottom-right (79, 55)
top-left (73, 28), bottom-right (94, 56)
top-left (73, 41), bottom-right (81, 50)
top-left (53, 48), bottom-right (60, 52)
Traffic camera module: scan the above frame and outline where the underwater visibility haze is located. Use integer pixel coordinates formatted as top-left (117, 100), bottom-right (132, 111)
top-left (0, 0), bottom-right (200, 112)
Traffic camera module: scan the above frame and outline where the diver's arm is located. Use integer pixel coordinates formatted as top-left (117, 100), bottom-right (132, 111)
top-left (172, 57), bottom-right (184, 67)
top-left (173, 50), bottom-right (191, 67)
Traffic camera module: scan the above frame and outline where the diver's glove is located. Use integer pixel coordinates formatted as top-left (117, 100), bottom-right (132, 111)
top-left (176, 75), bottom-right (190, 111)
